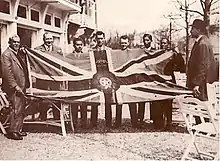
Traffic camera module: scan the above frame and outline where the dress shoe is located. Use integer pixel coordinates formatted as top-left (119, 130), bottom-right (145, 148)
top-left (18, 131), bottom-right (27, 137)
top-left (7, 132), bottom-right (23, 140)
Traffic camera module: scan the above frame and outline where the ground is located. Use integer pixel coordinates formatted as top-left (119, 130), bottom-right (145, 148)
top-left (0, 102), bottom-right (218, 160)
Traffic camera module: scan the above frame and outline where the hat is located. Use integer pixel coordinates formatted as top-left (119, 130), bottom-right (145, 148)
top-left (191, 19), bottom-right (207, 32)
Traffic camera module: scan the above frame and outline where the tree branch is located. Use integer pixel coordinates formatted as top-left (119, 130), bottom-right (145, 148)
top-left (200, 0), bottom-right (205, 11)
top-left (180, 7), bottom-right (204, 16)
top-left (189, 0), bottom-right (197, 6)
top-left (211, 6), bottom-right (220, 12)
top-left (211, 11), bottom-right (220, 15)
top-left (211, 0), bottom-right (219, 5)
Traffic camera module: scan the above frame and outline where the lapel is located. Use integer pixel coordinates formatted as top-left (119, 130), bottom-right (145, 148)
top-left (191, 36), bottom-right (204, 54)
top-left (41, 45), bottom-right (47, 52)
top-left (9, 49), bottom-right (23, 70)
top-left (191, 41), bottom-right (198, 55)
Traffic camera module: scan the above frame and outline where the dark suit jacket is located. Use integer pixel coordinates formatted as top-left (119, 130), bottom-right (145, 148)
top-left (1, 47), bottom-right (29, 95)
top-left (186, 35), bottom-right (216, 100)
top-left (34, 44), bottom-right (63, 56)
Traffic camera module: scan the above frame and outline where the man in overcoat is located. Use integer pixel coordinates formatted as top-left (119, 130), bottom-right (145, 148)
top-left (1, 35), bottom-right (30, 140)
top-left (187, 19), bottom-right (216, 116)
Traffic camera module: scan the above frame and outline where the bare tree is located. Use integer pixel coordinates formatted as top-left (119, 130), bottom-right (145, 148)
top-left (179, 0), bottom-right (219, 35)
top-left (170, 0), bottom-right (219, 62)
top-left (173, 0), bottom-right (196, 62)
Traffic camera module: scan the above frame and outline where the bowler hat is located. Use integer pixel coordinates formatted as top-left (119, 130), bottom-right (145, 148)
top-left (191, 19), bottom-right (206, 32)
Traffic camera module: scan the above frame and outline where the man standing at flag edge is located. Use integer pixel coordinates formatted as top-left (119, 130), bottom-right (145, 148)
top-left (187, 19), bottom-right (217, 124)
top-left (1, 35), bottom-right (30, 140)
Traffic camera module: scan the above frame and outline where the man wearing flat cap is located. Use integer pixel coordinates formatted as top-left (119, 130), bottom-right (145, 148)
top-left (187, 19), bottom-right (217, 123)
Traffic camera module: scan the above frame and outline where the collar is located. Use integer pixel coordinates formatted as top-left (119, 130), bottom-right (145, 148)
top-left (9, 47), bottom-right (18, 55)
top-left (44, 44), bottom-right (52, 50)
top-left (72, 50), bottom-right (83, 57)
top-left (143, 46), bottom-right (155, 55)
top-left (196, 35), bottom-right (203, 42)
top-left (96, 45), bottom-right (106, 51)
top-left (73, 50), bottom-right (83, 54)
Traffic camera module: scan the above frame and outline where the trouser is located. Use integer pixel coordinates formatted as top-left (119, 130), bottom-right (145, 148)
top-left (115, 104), bottom-right (122, 127)
top-left (90, 103), bottom-right (113, 127)
top-left (150, 101), bottom-right (164, 129)
top-left (105, 103), bottom-right (112, 127)
top-left (39, 102), bottom-right (60, 120)
top-left (8, 92), bottom-right (26, 133)
top-left (36, 79), bottom-right (60, 120)
top-left (128, 103), bottom-right (138, 127)
top-left (90, 104), bottom-right (98, 127)
top-left (71, 103), bottom-right (87, 128)
top-left (138, 102), bottom-right (145, 122)
top-left (150, 100), bottom-right (173, 129)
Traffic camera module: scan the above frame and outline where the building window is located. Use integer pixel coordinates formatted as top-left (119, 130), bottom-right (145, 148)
top-left (45, 14), bottom-right (51, 25)
top-left (31, 9), bottom-right (39, 22)
top-left (0, 0), bottom-right (10, 14)
top-left (55, 17), bottom-right (61, 28)
top-left (17, 5), bottom-right (27, 18)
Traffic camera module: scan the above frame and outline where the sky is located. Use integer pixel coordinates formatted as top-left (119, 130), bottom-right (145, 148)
top-left (96, 0), bottom-right (209, 37)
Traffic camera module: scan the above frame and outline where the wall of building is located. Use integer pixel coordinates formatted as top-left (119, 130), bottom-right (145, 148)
top-left (0, 0), bottom-right (82, 53)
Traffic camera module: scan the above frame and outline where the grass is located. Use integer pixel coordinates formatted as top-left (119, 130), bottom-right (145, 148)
top-left (0, 104), bottom-right (218, 160)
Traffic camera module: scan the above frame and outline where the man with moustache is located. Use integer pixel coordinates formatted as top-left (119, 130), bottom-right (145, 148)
top-left (1, 35), bottom-right (30, 140)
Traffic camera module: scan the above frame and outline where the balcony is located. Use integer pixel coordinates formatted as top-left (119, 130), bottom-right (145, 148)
top-left (37, 0), bottom-right (81, 12)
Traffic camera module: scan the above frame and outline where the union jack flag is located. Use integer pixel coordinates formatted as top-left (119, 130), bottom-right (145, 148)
top-left (25, 47), bottom-right (192, 104)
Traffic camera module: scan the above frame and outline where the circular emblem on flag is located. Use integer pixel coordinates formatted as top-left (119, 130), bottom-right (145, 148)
top-left (99, 77), bottom-right (112, 89)
top-left (92, 71), bottom-right (120, 93)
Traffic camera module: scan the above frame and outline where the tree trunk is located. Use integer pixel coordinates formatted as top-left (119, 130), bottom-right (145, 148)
top-left (204, 0), bottom-right (211, 36)
top-left (185, 0), bottom-right (190, 66)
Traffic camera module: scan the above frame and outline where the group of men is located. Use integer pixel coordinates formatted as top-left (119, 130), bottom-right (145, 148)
top-left (1, 19), bottom-right (217, 140)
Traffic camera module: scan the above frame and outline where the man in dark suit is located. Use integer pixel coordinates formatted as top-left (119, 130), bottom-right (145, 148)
top-left (138, 34), bottom-right (157, 126)
top-left (187, 19), bottom-right (216, 123)
top-left (90, 31), bottom-right (113, 128)
top-left (66, 37), bottom-right (88, 129)
top-left (35, 32), bottom-right (63, 56)
top-left (34, 32), bottom-right (63, 121)
top-left (117, 35), bottom-right (139, 128)
top-left (1, 35), bottom-right (30, 140)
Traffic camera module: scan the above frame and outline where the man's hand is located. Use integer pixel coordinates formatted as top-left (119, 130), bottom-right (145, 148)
top-left (15, 86), bottom-right (24, 96)
top-left (193, 86), bottom-right (200, 97)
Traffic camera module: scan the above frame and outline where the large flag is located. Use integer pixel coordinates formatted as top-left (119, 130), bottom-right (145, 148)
top-left (25, 47), bottom-right (192, 104)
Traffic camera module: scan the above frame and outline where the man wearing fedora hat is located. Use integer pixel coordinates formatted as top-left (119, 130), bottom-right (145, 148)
top-left (187, 19), bottom-right (217, 123)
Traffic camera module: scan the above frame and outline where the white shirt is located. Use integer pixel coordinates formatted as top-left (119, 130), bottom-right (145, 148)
top-left (196, 35), bottom-right (203, 42)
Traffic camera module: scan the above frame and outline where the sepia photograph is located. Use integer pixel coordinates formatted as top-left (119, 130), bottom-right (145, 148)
top-left (0, 0), bottom-right (219, 160)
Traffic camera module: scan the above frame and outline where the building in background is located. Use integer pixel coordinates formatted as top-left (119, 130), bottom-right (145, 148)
top-left (0, 0), bottom-right (97, 53)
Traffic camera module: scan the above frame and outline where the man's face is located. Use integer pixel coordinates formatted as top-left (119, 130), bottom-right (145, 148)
top-left (44, 34), bottom-right (53, 47)
top-left (74, 40), bottom-right (83, 53)
top-left (143, 36), bottom-right (152, 48)
top-left (96, 34), bottom-right (105, 47)
top-left (161, 39), bottom-right (169, 50)
top-left (120, 38), bottom-right (129, 50)
top-left (190, 27), bottom-right (200, 38)
top-left (9, 36), bottom-right (20, 52)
